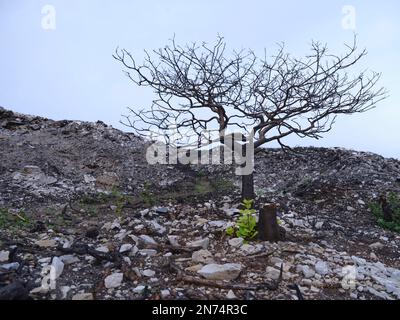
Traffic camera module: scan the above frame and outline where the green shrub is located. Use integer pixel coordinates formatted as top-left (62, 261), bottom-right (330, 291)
top-left (0, 208), bottom-right (31, 230)
top-left (139, 181), bottom-right (157, 206)
top-left (369, 192), bottom-right (400, 233)
top-left (226, 199), bottom-right (258, 241)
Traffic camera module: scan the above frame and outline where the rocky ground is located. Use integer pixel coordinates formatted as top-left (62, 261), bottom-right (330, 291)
top-left (0, 106), bottom-right (400, 300)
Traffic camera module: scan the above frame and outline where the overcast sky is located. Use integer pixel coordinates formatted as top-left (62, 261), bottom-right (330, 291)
top-left (0, 0), bottom-right (399, 158)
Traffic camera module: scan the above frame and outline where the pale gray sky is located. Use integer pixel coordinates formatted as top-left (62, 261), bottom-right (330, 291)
top-left (0, 0), bottom-right (399, 158)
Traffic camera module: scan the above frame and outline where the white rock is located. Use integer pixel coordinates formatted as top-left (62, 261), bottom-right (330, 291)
top-left (191, 249), bottom-right (214, 264)
top-left (167, 235), bottom-right (180, 247)
top-left (30, 286), bottom-right (49, 294)
top-left (139, 249), bottom-right (157, 257)
top-left (110, 219), bottom-right (121, 230)
top-left (221, 203), bottom-right (240, 217)
top-left (198, 263), bottom-right (242, 281)
top-left (368, 287), bottom-right (390, 300)
top-left (133, 285), bottom-right (146, 293)
top-left (60, 254), bottom-right (79, 265)
top-left (72, 293), bottom-right (94, 300)
top-left (96, 245), bottom-right (109, 253)
top-left (350, 292), bottom-right (358, 299)
top-left (60, 286), bottom-right (71, 299)
top-left (150, 220), bottom-right (166, 234)
top-left (228, 238), bottom-right (244, 247)
top-left (208, 220), bottom-right (227, 229)
top-left (35, 239), bottom-right (57, 248)
top-left (160, 289), bottom-right (170, 298)
top-left (315, 261), bottom-right (330, 276)
top-left (291, 219), bottom-right (306, 227)
top-left (369, 242), bottom-right (384, 250)
top-left (0, 250), bottom-right (9, 263)
top-left (139, 235), bottom-right (157, 245)
top-left (240, 244), bottom-right (263, 256)
top-left (351, 256), bottom-right (367, 265)
top-left (51, 257), bottom-right (64, 279)
top-left (315, 221), bottom-right (324, 229)
top-left (143, 269), bottom-right (156, 277)
top-left (226, 290), bottom-right (237, 299)
top-left (187, 238), bottom-right (209, 249)
top-left (0, 262), bottom-right (19, 271)
top-left (84, 174), bottom-right (96, 183)
top-left (119, 243), bottom-right (133, 253)
top-left (104, 272), bottom-right (123, 289)
top-left (296, 265), bottom-right (315, 278)
top-left (123, 257), bottom-right (132, 265)
top-left (38, 257), bottom-right (52, 264)
top-left (266, 266), bottom-right (281, 280)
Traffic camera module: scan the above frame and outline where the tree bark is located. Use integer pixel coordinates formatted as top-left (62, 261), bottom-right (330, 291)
top-left (258, 203), bottom-right (285, 242)
top-left (241, 173), bottom-right (254, 200)
top-left (0, 281), bottom-right (31, 300)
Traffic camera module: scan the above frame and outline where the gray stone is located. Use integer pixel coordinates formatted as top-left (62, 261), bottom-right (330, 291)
top-left (315, 261), bottom-right (330, 276)
top-left (60, 286), bottom-right (71, 299)
top-left (35, 239), bottom-right (57, 248)
top-left (198, 263), bottom-right (242, 281)
top-left (51, 257), bottom-right (64, 279)
top-left (60, 254), bottom-right (79, 265)
top-left (38, 257), bottom-right (51, 264)
top-left (119, 243), bottom-right (133, 253)
top-left (104, 272), bottom-right (123, 289)
top-left (139, 249), bottom-right (157, 257)
top-left (160, 289), bottom-right (170, 298)
top-left (208, 220), bottom-right (227, 229)
top-left (96, 245), bottom-right (109, 253)
top-left (143, 269), bottom-right (156, 277)
top-left (369, 242), bottom-right (384, 250)
top-left (0, 250), bottom-right (9, 263)
top-left (266, 266), bottom-right (281, 280)
top-left (0, 262), bottom-right (20, 271)
top-left (296, 265), bottom-right (315, 278)
top-left (226, 290), bottom-right (237, 299)
top-left (155, 207), bottom-right (169, 214)
top-left (150, 220), bottom-right (167, 234)
top-left (228, 238), bottom-right (244, 247)
top-left (367, 287), bottom-right (390, 300)
top-left (240, 244), bottom-right (261, 256)
top-left (191, 249), bottom-right (215, 264)
top-left (187, 238), bottom-right (209, 249)
top-left (133, 285), bottom-right (146, 293)
top-left (139, 235), bottom-right (157, 245)
top-left (167, 235), bottom-right (180, 247)
top-left (315, 221), bottom-right (324, 229)
top-left (83, 174), bottom-right (96, 183)
top-left (72, 293), bottom-right (94, 300)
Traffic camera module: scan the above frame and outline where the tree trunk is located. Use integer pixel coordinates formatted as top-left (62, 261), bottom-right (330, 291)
top-left (241, 173), bottom-right (254, 200)
top-left (258, 203), bottom-right (285, 242)
top-left (0, 281), bottom-right (31, 300)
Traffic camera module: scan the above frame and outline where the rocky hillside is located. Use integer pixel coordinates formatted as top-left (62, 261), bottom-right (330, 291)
top-left (0, 106), bottom-right (400, 300)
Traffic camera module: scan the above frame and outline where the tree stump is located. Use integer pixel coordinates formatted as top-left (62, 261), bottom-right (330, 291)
top-left (0, 281), bottom-right (31, 300)
top-left (258, 203), bottom-right (285, 242)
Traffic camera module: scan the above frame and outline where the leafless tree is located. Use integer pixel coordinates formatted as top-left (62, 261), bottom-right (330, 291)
top-left (114, 36), bottom-right (387, 200)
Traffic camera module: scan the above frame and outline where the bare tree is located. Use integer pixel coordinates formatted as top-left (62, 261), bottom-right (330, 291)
top-left (113, 36), bottom-right (386, 200)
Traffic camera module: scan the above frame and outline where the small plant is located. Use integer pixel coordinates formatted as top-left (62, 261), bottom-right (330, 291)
top-left (211, 178), bottom-right (234, 192)
top-left (226, 199), bottom-right (258, 241)
top-left (110, 187), bottom-right (129, 215)
top-left (369, 192), bottom-right (400, 233)
top-left (140, 181), bottom-right (157, 206)
top-left (0, 208), bottom-right (31, 230)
